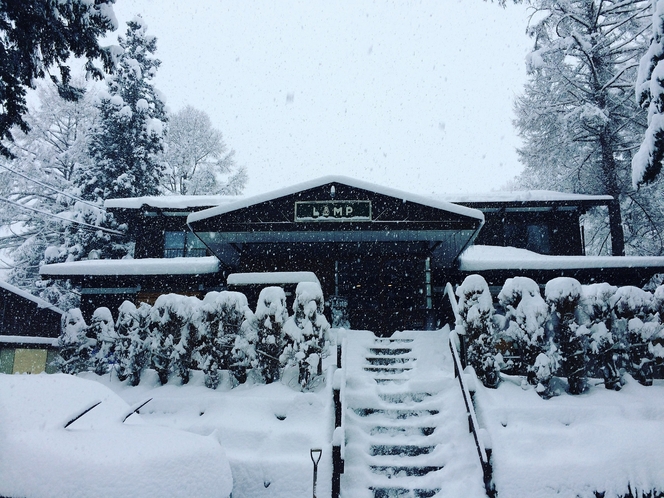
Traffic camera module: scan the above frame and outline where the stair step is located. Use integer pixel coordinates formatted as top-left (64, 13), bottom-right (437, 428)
top-left (370, 465), bottom-right (444, 477)
top-left (370, 426), bottom-right (436, 437)
top-left (370, 445), bottom-right (436, 457)
top-left (378, 392), bottom-right (432, 404)
top-left (371, 487), bottom-right (440, 498)
top-left (353, 408), bottom-right (439, 419)
top-left (366, 356), bottom-right (412, 365)
top-left (374, 338), bottom-right (414, 344)
top-left (364, 366), bottom-right (412, 374)
top-left (369, 347), bottom-right (412, 356)
top-left (374, 378), bottom-right (407, 385)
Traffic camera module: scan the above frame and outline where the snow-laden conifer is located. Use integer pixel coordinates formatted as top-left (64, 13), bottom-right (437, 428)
top-left (115, 301), bottom-right (152, 386)
top-left (546, 278), bottom-right (587, 395)
top-left (499, 277), bottom-right (556, 397)
top-left (611, 286), bottom-right (657, 385)
top-left (56, 308), bottom-right (91, 375)
top-left (83, 15), bottom-right (166, 201)
top-left (88, 307), bottom-right (117, 376)
top-left (581, 283), bottom-right (622, 390)
top-left (237, 287), bottom-right (288, 384)
top-left (283, 282), bottom-right (330, 390)
top-left (456, 275), bottom-right (500, 388)
top-left (199, 291), bottom-right (249, 389)
top-left (149, 294), bottom-right (199, 385)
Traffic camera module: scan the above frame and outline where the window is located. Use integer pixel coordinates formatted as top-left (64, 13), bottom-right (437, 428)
top-left (164, 231), bottom-right (208, 258)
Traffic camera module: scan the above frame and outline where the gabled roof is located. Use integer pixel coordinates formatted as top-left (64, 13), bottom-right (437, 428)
top-left (187, 175), bottom-right (485, 224)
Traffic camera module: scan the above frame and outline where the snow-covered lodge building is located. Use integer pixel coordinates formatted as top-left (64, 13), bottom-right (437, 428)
top-left (39, 177), bottom-right (664, 333)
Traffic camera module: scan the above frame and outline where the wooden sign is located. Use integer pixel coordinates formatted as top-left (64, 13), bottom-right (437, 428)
top-left (295, 201), bottom-right (372, 222)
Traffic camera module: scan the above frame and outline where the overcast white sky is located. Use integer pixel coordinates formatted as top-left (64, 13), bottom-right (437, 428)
top-left (109, 1), bottom-right (533, 197)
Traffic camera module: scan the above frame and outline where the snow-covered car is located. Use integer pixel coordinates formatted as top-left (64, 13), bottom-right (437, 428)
top-left (0, 373), bottom-right (232, 498)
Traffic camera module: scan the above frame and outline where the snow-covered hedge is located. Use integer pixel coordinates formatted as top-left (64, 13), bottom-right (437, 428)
top-left (56, 284), bottom-right (331, 391)
top-left (459, 276), bottom-right (664, 397)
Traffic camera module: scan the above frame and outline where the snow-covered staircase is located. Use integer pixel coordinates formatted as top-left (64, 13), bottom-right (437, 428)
top-left (340, 330), bottom-right (487, 498)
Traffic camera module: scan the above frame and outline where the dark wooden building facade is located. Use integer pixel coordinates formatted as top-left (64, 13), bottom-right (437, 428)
top-left (39, 177), bottom-right (664, 333)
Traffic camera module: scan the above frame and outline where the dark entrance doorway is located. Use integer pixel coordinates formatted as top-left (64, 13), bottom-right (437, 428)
top-left (337, 256), bottom-right (428, 333)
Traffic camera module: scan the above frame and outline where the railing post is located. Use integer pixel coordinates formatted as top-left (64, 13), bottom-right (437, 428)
top-left (332, 337), bottom-right (345, 498)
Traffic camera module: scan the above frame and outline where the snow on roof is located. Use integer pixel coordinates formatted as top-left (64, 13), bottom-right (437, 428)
top-left (187, 175), bottom-right (486, 225)
top-left (227, 271), bottom-right (320, 286)
top-left (459, 245), bottom-right (664, 271)
top-left (439, 190), bottom-right (614, 203)
top-left (0, 335), bottom-right (58, 346)
top-left (104, 195), bottom-right (243, 210)
top-left (0, 280), bottom-right (64, 314)
top-left (40, 257), bottom-right (220, 277)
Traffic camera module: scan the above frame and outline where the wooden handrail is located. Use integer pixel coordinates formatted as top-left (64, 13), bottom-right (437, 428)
top-left (444, 283), bottom-right (494, 496)
top-left (331, 332), bottom-right (346, 498)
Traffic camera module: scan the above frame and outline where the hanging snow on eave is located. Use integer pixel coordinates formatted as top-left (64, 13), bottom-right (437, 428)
top-left (187, 175), bottom-right (485, 225)
top-left (105, 195), bottom-right (244, 210)
top-left (40, 257), bottom-right (220, 277)
top-left (227, 271), bottom-right (320, 286)
top-left (459, 245), bottom-right (664, 271)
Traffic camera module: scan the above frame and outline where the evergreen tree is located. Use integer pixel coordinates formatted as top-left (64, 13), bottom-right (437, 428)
top-left (88, 307), bottom-right (117, 376)
top-left (199, 291), bottom-right (249, 389)
top-left (149, 294), bottom-right (198, 385)
top-left (456, 274), bottom-right (501, 388)
top-left (499, 276), bottom-right (557, 397)
top-left (161, 105), bottom-right (247, 195)
top-left (283, 282), bottom-right (330, 390)
top-left (0, 0), bottom-right (117, 158)
top-left (83, 15), bottom-right (167, 202)
top-left (115, 300), bottom-right (152, 385)
top-left (633, 0), bottom-right (664, 186)
top-left (580, 283), bottom-right (623, 390)
top-left (237, 287), bottom-right (288, 384)
top-left (55, 307), bottom-right (91, 375)
top-left (514, 1), bottom-right (663, 255)
top-left (611, 285), bottom-right (658, 385)
top-left (546, 277), bottom-right (588, 394)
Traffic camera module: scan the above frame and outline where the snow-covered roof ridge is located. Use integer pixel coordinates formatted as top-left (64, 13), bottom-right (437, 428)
top-left (459, 245), bottom-right (664, 271)
top-left (441, 190), bottom-right (614, 203)
top-left (40, 257), bottom-right (220, 277)
top-left (187, 175), bottom-right (485, 225)
top-left (0, 280), bottom-right (64, 314)
top-left (105, 194), bottom-right (244, 210)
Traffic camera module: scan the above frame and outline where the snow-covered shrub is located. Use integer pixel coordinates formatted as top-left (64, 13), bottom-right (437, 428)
top-left (149, 294), bottom-right (201, 385)
top-left (610, 286), bottom-right (656, 386)
top-left (651, 286), bottom-right (664, 369)
top-left (581, 283), bottom-right (623, 390)
top-left (498, 277), bottom-right (557, 395)
top-left (283, 282), bottom-right (330, 390)
top-left (198, 291), bottom-right (249, 389)
top-left (115, 301), bottom-right (152, 386)
top-left (546, 278), bottom-right (587, 395)
top-left (455, 275), bottom-right (500, 388)
top-left (238, 287), bottom-right (289, 384)
top-left (56, 308), bottom-right (91, 375)
top-left (88, 307), bottom-right (118, 376)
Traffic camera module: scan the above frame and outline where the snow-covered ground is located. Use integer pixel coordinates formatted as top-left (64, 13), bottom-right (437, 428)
top-left (2, 327), bottom-right (664, 498)
top-left (475, 374), bottom-right (664, 498)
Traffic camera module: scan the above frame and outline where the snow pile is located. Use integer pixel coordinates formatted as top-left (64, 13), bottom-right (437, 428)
top-left (0, 373), bottom-right (232, 498)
